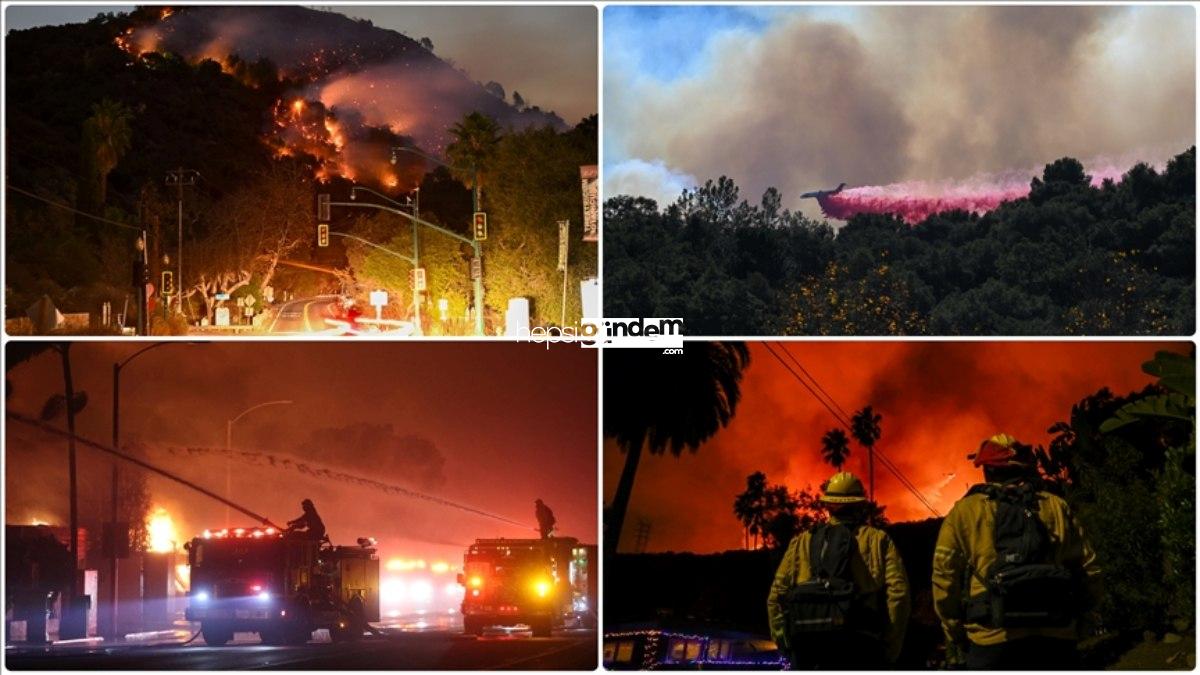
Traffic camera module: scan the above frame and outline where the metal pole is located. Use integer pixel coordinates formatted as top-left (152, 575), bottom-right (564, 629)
top-left (225, 420), bottom-right (232, 528)
top-left (472, 166), bottom-right (484, 336)
top-left (109, 364), bottom-right (120, 640)
top-left (412, 217), bottom-right (422, 336)
top-left (176, 173), bottom-right (183, 316)
top-left (62, 346), bottom-right (79, 606)
top-left (561, 255), bottom-right (569, 328)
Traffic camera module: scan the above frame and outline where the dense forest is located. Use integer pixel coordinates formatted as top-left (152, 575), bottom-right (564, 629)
top-left (604, 151), bottom-right (1195, 335)
top-left (5, 8), bottom-right (596, 332)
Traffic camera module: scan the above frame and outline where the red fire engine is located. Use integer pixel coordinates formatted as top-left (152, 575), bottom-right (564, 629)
top-left (184, 527), bottom-right (379, 645)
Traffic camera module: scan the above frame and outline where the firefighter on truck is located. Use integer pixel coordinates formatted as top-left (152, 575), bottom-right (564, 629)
top-left (184, 515), bottom-right (379, 646)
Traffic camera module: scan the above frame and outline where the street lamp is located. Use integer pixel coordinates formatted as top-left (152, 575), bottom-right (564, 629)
top-left (110, 342), bottom-right (187, 639)
top-left (225, 400), bottom-right (293, 526)
top-left (391, 146), bottom-right (484, 336)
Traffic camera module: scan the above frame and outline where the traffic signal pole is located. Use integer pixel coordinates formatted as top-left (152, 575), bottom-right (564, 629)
top-left (325, 200), bottom-right (485, 336)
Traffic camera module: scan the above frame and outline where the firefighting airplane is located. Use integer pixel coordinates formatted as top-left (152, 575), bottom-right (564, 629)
top-left (800, 182), bottom-right (847, 199)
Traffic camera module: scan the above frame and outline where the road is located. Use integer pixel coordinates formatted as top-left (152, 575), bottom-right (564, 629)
top-left (266, 295), bottom-right (343, 334)
top-left (4, 628), bottom-right (596, 670)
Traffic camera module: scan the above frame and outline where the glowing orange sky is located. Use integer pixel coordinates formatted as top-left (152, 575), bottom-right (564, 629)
top-left (604, 341), bottom-right (1191, 553)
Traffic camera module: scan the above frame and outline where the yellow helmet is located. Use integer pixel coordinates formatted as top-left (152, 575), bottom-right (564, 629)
top-left (821, 471), bottom-right (867, 504)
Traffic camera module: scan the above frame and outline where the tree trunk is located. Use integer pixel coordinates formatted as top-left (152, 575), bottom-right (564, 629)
top-left (606, 440), bottom-right (644, 555)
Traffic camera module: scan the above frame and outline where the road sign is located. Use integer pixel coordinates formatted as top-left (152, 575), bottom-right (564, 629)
top-left (580, 165), bottom-right (598, 242)
top-left (369, 289), bottom-right (389, 307)
top-left (214, 292), bottom-right (230, 301)
top-left (244, 295), bottom-right (256, 307)
top-left (470, 257), bottom-right (483, 280)
top-left (473, 212), bottom-right (487, 241)
top-left (214, 307), bottom-right (231, 326)
top-left (411, 267), bottom-right (427, 292)
top-left (317, 223), bottom-right (330, 247)
top-left (317, 194), bottom-right (331, 222)
top-left (161, 271), bottom-right (175, 296)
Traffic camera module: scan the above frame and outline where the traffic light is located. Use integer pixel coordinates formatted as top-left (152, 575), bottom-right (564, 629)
top-left (411, 267), bottom-right (427, 292)
top-left (161, 270), bottom-right (175, 296)
top-left (317, 193), bottom-right (331, 222)
top-left (473, 211), bottom-right (487, 241)
top-left (317, 223), bottom-right (330, 248)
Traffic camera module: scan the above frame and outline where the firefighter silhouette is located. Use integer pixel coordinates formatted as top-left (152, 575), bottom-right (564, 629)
top-left (286, 498), bottom-right (327, 541)
top-left (535, 499), bottom-right (556, 539)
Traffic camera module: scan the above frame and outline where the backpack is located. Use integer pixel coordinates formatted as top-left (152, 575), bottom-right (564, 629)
top-left (964, 482), bottom-right (1078, 629)
top-left (782, 524), bottom-right (883, 639)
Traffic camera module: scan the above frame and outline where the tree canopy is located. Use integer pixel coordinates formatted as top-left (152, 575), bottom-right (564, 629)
top-left (605, 150), bottom-right (1195, 335)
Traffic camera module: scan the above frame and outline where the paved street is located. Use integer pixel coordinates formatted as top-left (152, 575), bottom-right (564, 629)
top-left (266, 295), bottom-right (344, 334)
top-left (5, 628), bottom-right (596, 670)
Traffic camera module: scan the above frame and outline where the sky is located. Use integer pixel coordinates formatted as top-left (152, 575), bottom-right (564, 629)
top-left (603, 341), bottom-right (1190, 554)
top-left (604, 5), bottom-right (1196, 215)
top-left (6, 342), bottom-right (597, 564)
top-left (3, 4), bottom-right (597, 123)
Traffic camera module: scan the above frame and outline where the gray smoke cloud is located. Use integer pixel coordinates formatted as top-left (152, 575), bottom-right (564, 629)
top-left (606, 6), bottom-right (1195, 212)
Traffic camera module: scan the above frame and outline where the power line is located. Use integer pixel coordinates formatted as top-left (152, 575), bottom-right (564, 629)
top-left (6, 184), bottom-right (142, 232)
top-left (771, 342), bottom-right (940, 516)
top-left (762, 342), bottom-right (941, 517)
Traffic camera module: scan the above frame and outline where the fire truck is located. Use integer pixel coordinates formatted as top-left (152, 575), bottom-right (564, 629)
top-left (459, 537), bottom-right (596, 637)
top-left (184, 526), bottom-right (379, 646)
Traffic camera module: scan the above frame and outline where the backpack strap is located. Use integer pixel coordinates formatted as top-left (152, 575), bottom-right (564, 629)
top-left (809, 524), bottom-right (852, 581)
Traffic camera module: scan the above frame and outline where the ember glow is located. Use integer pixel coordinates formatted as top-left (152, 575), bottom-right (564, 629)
top-left (113, 6), bottom-right (566, 186)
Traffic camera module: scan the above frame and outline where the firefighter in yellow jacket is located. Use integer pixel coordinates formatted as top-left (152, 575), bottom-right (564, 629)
top-left (933, 434), bottom-right (1102, 669)
top-left (767, 471), bottom-right (911, 668)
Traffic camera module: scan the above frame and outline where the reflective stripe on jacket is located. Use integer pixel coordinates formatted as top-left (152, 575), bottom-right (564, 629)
top-left (932, 486), bottom-right (1102, 647)
top-left (767, 516), bottom-right (911, 663)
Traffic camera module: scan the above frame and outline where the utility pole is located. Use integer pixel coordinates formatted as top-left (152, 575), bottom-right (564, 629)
top-left (634, 519), bottom-right (652, 554)
top-left (392, 147), bottom-right (484, 336)
top-left (165, 169), bottom-right (198, 317)
top-left (558, 220), bottom-right (570, 327)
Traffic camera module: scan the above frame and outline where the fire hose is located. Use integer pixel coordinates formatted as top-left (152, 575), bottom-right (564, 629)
top-left (7, 410), bottom-right (284, 529)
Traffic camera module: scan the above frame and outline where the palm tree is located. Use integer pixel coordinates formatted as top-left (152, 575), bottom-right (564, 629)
top-left (851, 406), bottom-right (882, 500)
top-left (446, 111), bottom-right (500, 192)
top-left (734, 472), bottom-right (768, 549)
top-left (80, 99), bottom-right (134, 211)
top-left (605, 342), bottom-right (751, 554)
top-left (821, 428), bottom-right (851, 470)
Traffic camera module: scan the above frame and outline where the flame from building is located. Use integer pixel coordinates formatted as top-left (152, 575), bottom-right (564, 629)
top-left (147, 506), bottom-right (179, 553)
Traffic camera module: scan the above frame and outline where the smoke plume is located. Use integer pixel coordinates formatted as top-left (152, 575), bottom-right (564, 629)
top-left (605, 6), bottom-right (1194, 217)
top-left (120, 6), bottom-right (565, 186)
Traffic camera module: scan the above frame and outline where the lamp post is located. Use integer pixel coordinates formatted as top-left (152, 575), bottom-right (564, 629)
top-left (351, 186), bottom-right (423, 336)
top-left (110, 341), bottom-right (181, 639)
top-left (225, 400), bottom-right (293, 526)
top-left (392, 146), bottom-right (484, 336)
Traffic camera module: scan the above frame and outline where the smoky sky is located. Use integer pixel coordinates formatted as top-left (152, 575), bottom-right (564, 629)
top-left (604, 5), bottom-right (1195, 213)
top-left (603, 341), bottom-right (1190, 554)
top-left (6, 342), bottom-right (597, 563)
top-left (3, 4), bottom-right (597, 124)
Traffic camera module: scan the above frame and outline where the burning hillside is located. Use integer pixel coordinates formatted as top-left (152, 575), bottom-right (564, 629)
top-left (115, 5), bottom-right (565, 185)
